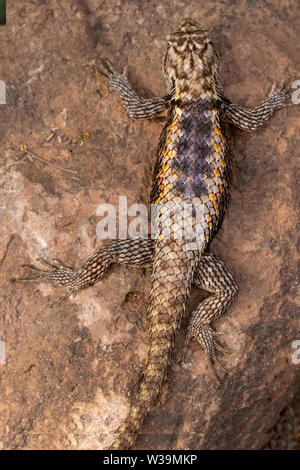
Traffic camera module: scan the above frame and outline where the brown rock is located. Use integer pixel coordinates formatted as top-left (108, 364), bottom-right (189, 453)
top-left (0, 0), bottom-right (299, 450)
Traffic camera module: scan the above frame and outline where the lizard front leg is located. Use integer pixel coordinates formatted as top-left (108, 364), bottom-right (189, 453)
top-left (96, 58), bottom-right (169, 120)
top-left (12, 237), bottom-right (154, 305)
top-left (182, 252), bottom-right (238, 386)
top-left (219, 82), bottom-right (290, 131)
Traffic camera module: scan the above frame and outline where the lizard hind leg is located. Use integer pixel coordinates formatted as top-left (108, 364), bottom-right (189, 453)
top-left (182, 252), bottom-right (238, 386)
top-left (12, 237), bottom-right (155, 306)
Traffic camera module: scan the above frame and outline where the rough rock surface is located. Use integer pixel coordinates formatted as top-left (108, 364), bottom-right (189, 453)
top-left (0, 0), bottom-right (299, 450)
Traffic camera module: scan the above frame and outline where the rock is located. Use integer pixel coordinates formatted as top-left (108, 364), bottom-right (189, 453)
top-left (0, 0), bottom-right (299, 450)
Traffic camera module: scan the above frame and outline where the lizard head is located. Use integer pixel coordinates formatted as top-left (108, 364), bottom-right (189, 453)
top-left (164, 19), bottom-right (220, 101)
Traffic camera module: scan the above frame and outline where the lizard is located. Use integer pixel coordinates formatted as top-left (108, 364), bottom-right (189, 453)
top-left (13, 19), bottom-right (292, 450)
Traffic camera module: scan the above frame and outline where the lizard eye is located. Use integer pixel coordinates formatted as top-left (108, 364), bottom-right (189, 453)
top-left (194, 35), bottom-right (204, 44)
top-left (174, 37), bottom-right (186, 47)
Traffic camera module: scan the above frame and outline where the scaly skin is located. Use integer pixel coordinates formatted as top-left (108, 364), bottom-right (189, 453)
top-left (13, 19), bottom-right (292, 450)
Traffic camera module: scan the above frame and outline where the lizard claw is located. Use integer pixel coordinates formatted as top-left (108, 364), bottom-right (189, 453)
top-left (268, 80), bottom-right (290, 105)
top-left (95, 57), bottom-right (131, 96)
top-left (11, 261), bottom-right (50, 283)
top-left (38, 257), bottom-right (73, 270)
top-left (101, 57), bottom-right (116, 76)
top-left (12, 258), bottom-right (76, 285)
top-left (95, 57), bottom-right (117, 80)
top-left (122, 65), bottom-right (128, 78)
top-left (207, 356), bottom-right (222, 388)
top-left (49, 287), bottom-right (77, 308)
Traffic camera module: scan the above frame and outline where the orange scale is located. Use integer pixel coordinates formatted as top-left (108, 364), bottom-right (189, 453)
top-left (213, 201), bottom-right (220, 216)
top-left (166, 119), bottom-right (178, 131)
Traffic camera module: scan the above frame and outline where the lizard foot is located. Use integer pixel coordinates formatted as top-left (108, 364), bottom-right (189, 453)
top-left (95, 57), bottom-right (128, 93)
top-left (181, 325), bottom-right (230, 387)
top-left (267, 80), bottom-right (291, 107)
top-left (11, 258), bottom-right (79, 307)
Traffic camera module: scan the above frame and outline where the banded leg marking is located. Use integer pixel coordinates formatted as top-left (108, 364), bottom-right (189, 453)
top-left (221, 81), bottom-right (290, 132)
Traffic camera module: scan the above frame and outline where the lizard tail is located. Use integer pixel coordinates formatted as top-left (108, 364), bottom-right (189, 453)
top-left (109, 239), bottom-right (199, 450)
top-left (109, 335), bottom-right (172, 450)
